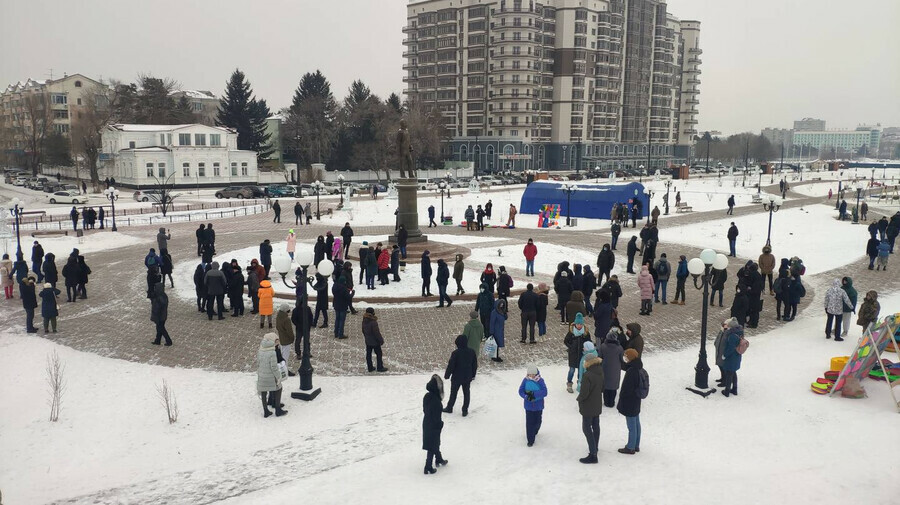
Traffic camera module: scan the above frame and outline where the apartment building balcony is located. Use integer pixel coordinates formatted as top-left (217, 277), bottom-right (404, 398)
top-left (402, 63), bottom-right (416, 70)
top-left (686, 78), bottom-right (700, 85)
top-left (402, 38), bottom-right (414, 45)
top-left (402, 49), bottom-right (417, 58)
top-left (688, 48), bottom-right (703, 55)
top-left (403, 24), bottom-right (416, 33)
top-left (684, 118), bottom-right (698, 125)
top-left (685, 98), bottom-right (699, 105)
top-left (683, 87), bottom-right (699, 94)
top-left (688, 57), bottom-right (702, 65)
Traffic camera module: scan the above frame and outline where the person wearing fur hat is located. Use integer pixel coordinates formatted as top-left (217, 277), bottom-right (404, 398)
top-left (600, 330), bottom-right (624, 407)
top-left (518, 364), bottom-right (548, 446)
top-left (275, 303), bottom-right (296, 375)
top-left (564, 313), bottom-right (592, 393)
top-left (363, 307), bottom-right (388, 372)
top-left (257, 333), bottom-right (287, 418)
top-left (422, 374), bottom-right (448, 474)
top-left (617, 348), bottom-right (643, 454)
top-left (39, 282), bottom-right (61, 333)
top-left (489, 299), bottom-right (509, 362)
top-left (536, 282), bottom-right (550, 337)
top-left (576, 346), bottom-right (604, 464)
top-left (444, 334), bottom-right (477, 415)
top-left (856, 291), bottom-right (880, 334)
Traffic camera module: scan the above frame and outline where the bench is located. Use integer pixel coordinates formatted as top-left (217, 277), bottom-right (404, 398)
top-left (675, 201), bottom-right (693, 213)
top-left (751, 194), bottom-right (763, 204)
top-left (21, 210), bottom-right (47, 217)
top-left (31, 230), bottom-right (68, 238)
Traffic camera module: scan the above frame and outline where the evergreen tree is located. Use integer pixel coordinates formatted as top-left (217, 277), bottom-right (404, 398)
top-left (283, 70), bottom-right (338, 167)
top-left (112, 75), bottom-right (196, 125)
top-left (386, 93), bottom-right (403, 114)
top-left (216, 69), bottom-right (274, 161)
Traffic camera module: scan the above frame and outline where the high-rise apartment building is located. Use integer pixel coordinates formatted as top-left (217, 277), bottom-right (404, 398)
top-left (793, 118), bottom-right (825, 131)
top-left (761, 127), bottom-right (793, 150)
top-left (403, 0), bottom-right (701, 173)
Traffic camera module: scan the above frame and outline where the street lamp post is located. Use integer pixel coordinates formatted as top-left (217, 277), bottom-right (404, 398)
top-left (273, 250), bottom-right (333, 401)
top-left (445, 170), bottom-right (452, 199)
top-left (562, 183), bottom-right (577, 226)
top-left (639, 164), bottom-right (644, 184)
top-left (854, 185), bottom-right (863, 224)
top-left (645, 189), bottom-right (653, 224)
top-left (438, 181), bottom-right (447, 222)
top-left (757, 167), bottom-right (763, 195)
top-left (687, 250), bottom-right (729, 392)
top-left (313, 181), bottom-right (323, 220)
top-left (338, 174), bottom-right (345, 207)
top-left (103, 186), bottom-right (120, 232)
top-left (762, 195), bottom-right (783, 246)
top-left (8, 198), bottom-right (24, 263)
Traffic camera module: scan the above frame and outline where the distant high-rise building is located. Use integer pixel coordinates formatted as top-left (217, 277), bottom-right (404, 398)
top-left (793, 118), bottom-right (825, 131)
top-left (403, 0), bottom-right (701, 173)
top-left (761, 128), bottom-right (793, 150)
top-left (792, 126), bottom-right (881, 155)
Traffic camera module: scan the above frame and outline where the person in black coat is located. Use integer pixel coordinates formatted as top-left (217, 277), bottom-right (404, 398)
top-left (42, 253), bottom-right (58, 290)
top-left (626, 237), bottom-right (638, 274)
top-left (745, 264), bottom-right (763, 328)
top-left (611, 222), bottom-right (621, 250)
top-left (204, 223), bottom-right (216, 250)
top-left (76, 255), bottom-right (91, 299)
top-left (427, 205), bottom-right (437, 228)
top-left (421, 250), bottom-right (433, 297)
top-left (272, 199), bottom-right (281, 223)
top-left (70, 206), bottom-right (79, 231)
top-left (259, 240), bottom-right (273, 278)
top-left (358, 242), bottom-right (370, 284)
top-left (727, 222), bottom-right (739, 257)
top-left (644, 239), bottom-right (657, 265)
top-left (397, 225), bottom-right (409, 259)
top-left (601, 275), bottom-right (623, 309)
top-left (518, 283), bottom-right (539, 343)
top-left (593, 290), bottom-right (613, 347)
top-left (20, 276), bottom-right (38, 333)
top-left (582, 265), bottom-right (597, 314)
top-left (436, 258), bottom-right (452, 307)
top-left (709, 267), bottom-right (727, 307)
top-left (866, 236), bottom-right (880, 269)
top-left (193, 264), bottom-right (206, 312)
top-left (497, 266), bottom-right (513, 301)
top-left (312, 273), bottom-right (329, 328)
top-left (314, 235), bottom-right (327, 266)
top-left (555, 271), bottom-right (574, 323)
top-left (390, 245), bottom-right (401, 282)
top-left (228, 259), bottom-right (245, 316)
top-left (730, 284), bottom-right (750, 326)
top-left (422, 374), bottom-right (447, 474)
top-left (61, 256), bottom-right (79, 302)
top-left (150, 283), bottom-right (172, 346)
top-left (31, 241), bottom-right (45, 283)
top-left (291, 301), bottom-right (314, 361)
top-left (443, 334), bottom-right (477, 416)
top-left (325, 232), bottom-right (335, 260)
top-left (617, 350), bottom-right (643, 454)
top-left (597, 244), bottom-right (615, 284)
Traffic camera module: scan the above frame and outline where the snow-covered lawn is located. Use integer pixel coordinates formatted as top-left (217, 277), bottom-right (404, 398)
top-left (468, 242), bottom-right (623, 278)
top-left (2, 292), bottom-right (898, 504)
top-left (2, 231), bottom-right (149, 264)
top-left (664, 204), bottom-right (868, 275)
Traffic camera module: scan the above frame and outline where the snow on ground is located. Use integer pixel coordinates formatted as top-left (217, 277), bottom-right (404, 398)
top-left (2, 292), bottom-right (898, 504)
top-left (664, 203), bottom-right (868, 275)
top-left (2, 231), bottom-right (149, 264)
top-left (642, 175), bottom-right (762, 216)
top-left (468, 241), bottom-right (621, 278)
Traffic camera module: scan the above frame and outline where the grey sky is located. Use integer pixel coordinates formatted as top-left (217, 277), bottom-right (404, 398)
top-left (2, 0), bottom-right (897, 135)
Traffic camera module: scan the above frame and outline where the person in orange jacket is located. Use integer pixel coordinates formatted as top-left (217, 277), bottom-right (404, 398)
top-left (258, 279), bottom-right (275, 329)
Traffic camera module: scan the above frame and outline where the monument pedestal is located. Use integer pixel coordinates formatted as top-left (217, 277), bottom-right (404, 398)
top-left (389, 178), bottom-right (427, 243)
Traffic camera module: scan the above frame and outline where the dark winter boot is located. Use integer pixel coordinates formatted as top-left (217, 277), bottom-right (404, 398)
top-left (579, 454), bottom-right (598, 464)
top-left (273, 389), bottom-right (288, 417)
top-left (261, 392), bottom-right (272, 418)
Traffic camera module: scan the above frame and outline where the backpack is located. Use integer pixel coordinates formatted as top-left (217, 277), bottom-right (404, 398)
top-left (773, 277), bottom-right (783, 295)
top-left (637, 368), bottom-right (650, 399)
top-left (736, 335), bottom-right (750, 355)
top-left (657, 261), bottom-right (669, 276)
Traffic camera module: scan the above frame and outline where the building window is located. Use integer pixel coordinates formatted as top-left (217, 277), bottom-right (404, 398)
top-left (182, 162), bottom-right (190, 177)
top-left (74, 81), bottom-right (82, 87)
top-left (179, 133), bottom-right (191, 146)
top-left (198, 163), bottom-right (206, 177)
top-left (158, 163), bottom-right (166, 178)
top-left (129, 141), bottom-right (136, 149)
top-left (160, 134), bottom-right (166, 146)
top-left (146, 163), bottom-right (154, 177)
top-left (241, 162), bottom-right (248, 176)
top-left (210, 134), bottom-right (221, 146)
top-left (51, 94), bottom-right (67, 105)
top-left (231, 162), bottom-right (238, 176)
top-left (195, 134), bottom-right (206, 146)
top-left (76, 98), bottom-right (82, 105)
top-left (213, 162), bottom-right (220, 176)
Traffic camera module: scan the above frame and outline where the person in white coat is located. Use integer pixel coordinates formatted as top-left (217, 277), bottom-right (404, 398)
top-left (823, 279), bottom-right (852, 341)
top-left (257, 333), bottom-right (288, 417)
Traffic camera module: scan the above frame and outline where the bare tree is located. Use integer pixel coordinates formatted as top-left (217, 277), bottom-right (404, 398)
top-left (71, 83), bottom-right (119, 190)
top-left (46, 350), bottom-right (66, 422)
top-left (11, 91), bottom-right (55, 175)
top-left (155, 379), bottom-right (179, 424)
top-left (149, 173), bottom-right (179, 216)
top-left (404, 98), bottom-right (449, 170)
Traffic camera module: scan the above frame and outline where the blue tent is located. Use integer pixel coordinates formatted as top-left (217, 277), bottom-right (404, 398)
top-left (519, 181), bottom-right (646, 220)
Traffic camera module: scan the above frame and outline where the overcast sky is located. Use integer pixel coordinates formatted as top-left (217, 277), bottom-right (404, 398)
top-left (1, 0), bottom-right (897, 135)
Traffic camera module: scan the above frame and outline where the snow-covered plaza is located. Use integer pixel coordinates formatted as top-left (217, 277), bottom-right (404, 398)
top-left (1, 174), bottom-right (899, 504)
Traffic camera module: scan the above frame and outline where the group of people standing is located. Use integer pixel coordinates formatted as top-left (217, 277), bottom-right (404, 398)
top-left (69, 206), bottom-right (105, 231)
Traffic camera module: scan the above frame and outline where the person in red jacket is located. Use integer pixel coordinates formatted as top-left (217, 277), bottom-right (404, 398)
top-left (377, 247), bottom-right (391, 286)
top-left (523, 238), bottom-right (538, 277)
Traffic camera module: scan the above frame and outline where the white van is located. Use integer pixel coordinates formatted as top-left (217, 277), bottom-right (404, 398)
top-left (417, 178), bottom-right (437, 191)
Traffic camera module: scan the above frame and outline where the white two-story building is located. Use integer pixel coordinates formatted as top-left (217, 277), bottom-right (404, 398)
top-left (101, 124), bottom-right (259, 188)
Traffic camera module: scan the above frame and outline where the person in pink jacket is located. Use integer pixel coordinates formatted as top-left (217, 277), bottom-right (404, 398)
top-left (637, 264), bottom-right (654, 316)
top-left (286, 230), bottom-right (297, 260)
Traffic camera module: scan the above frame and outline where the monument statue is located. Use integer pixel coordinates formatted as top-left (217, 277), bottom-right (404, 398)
top-left (396, 119), bottom-right (416, 179)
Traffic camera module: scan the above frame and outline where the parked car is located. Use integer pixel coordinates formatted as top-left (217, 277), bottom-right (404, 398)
top-left (3, 170), bottom-right (27, 184)
top-left (214, 186), bottom-right (253, 199)
top-left (246, 185), bottom-right (268, 198)
top-left (26, 177), bottom-right (50, 189)
top-left (12, 175), bottom-right (29, 186)
top-left (478, 176), bottom-right (501, 186)
top-left (46, 190), bottom-right (87, 205)
top-left (265, 184), bottom-right (297, 197)
top-left (133, 189), bottom-right (179, 204)
top-left (416, 178), bottom-right (438, 191)
top-left (319, 182), bottom-right (343, 195)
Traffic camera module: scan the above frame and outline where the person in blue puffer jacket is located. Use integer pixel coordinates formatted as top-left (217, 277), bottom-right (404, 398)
top-left (673, 254), bottom-right (689, 304)
top-left (518, 364), bottom-right (548, 447)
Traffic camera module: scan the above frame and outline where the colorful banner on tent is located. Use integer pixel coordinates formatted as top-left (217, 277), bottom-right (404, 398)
top-left (537, 204), bottom-right (560, 228)
top-left (830, 313), bottom-right (900, 410)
